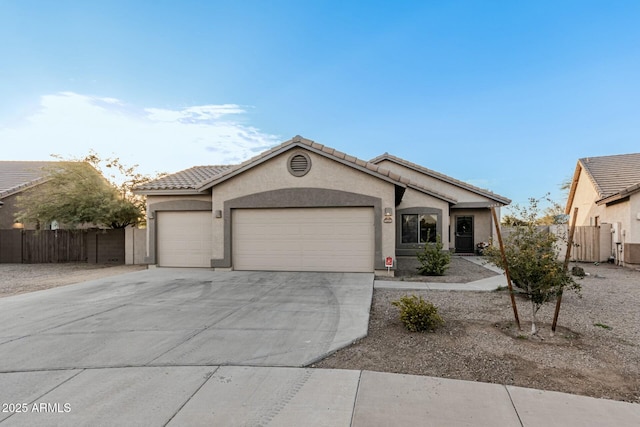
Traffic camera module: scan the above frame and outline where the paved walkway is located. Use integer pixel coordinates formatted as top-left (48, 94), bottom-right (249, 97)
top-left (1, 366), bottom-right (638, 426)
top-left (375, 256), bottom-right (508, 291)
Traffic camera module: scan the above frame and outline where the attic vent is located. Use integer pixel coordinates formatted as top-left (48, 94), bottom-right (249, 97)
top-left (288, 152), bottom-right (311, 177)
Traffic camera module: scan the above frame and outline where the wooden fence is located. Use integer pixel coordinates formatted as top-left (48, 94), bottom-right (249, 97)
top-left (0, 229), bottom-right (124, 264)
top-left (501, 224), bottom-right (612, 263)
top-left (572, 226), bottom-right (599, 262)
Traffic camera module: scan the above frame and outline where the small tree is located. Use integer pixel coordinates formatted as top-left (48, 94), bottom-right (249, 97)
top-left (416, 235), bottom-right (451, 276)
top-left (16, 151), bottom-right (163, 229)
top-left (484, 197), bottom-right (580, 335)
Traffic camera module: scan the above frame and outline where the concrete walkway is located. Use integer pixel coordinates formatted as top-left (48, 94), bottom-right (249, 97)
top-left (1, 366), bottom-right (638, 426)
top-left (375, 256), bottom-right (508, 291)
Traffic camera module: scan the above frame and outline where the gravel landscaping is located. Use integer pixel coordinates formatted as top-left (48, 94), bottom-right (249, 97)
top-left (316, 260), bottom-right (640, 403)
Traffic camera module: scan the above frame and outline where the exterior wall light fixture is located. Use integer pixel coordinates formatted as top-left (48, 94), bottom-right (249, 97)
top-left (384, 208), bottom-right (393, 223)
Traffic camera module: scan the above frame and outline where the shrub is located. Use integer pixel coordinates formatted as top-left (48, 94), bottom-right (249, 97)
top-left (392, 295), bottom-right (444, 332)
top-left (416, 235), bottom-right (451, 276)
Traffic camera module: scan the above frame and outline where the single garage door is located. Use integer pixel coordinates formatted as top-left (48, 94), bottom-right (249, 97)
top-left (157, 211), bottom-right (212, 267)
top-left (232, 207), bottom-right (374, 272)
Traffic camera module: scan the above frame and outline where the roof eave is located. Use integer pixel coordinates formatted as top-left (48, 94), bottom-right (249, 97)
top-left (133, 189), bottom-right (209, 196)
top-left (372, 154), bottom-right (510, 205)
top-left (0, 178), bottom-right (49, 200)
top-left (596, 182), bottom-right (640, 205)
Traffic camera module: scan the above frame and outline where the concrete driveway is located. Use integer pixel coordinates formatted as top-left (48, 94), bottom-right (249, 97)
top-left (2, 269), bottom-right (639, 426)
top-left (0, 268), bottom-right (373, 371)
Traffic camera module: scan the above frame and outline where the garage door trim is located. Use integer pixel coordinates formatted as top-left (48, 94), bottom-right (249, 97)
top-left (211, 187), bottom-right (384, 269)
top-left (232, 207), bottom-right (374, 272)
top-left (146, 200), bottom-right (212, 265)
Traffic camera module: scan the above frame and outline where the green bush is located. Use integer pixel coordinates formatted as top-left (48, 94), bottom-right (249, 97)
top-left (392, 295), bottom-right (444, 332)
top-left (416, 235), bottom-right (451, 276)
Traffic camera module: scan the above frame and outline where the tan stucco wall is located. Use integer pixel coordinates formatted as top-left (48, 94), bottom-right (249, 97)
top-left (450, 209), bottom-right (493, 252)
top-left (376, 160), bottom-right (492, 203)
top-left (629, 193), bottom-right (640, 244)
top-left (146, 194), bottom-right (212, 206)
top-left (212, 149), bottom-right (397, 265)
top-left (569, 167), bottom-right (607, 226)
top-left (396, 188), bottom-right (451, 248)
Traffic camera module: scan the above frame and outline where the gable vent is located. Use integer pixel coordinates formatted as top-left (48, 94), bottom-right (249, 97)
top-left (288, 152), bottom-right (311, 177)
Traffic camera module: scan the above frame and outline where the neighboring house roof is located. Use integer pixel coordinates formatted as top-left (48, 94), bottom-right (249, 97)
top-left (133, 165), bottom-right (233, 193)
top-left (0, 161), bottom-right (59, 199)
top-left (567, 153), bottom-right (640, 208)
top-left (369, 153), bottom-right (512, 206)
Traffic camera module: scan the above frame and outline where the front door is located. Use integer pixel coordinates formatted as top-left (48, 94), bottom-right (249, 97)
top-left (455, 216), bottom-right (474, 253)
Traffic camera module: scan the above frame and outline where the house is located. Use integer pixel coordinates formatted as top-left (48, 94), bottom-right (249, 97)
top-left (0, 161), bottom-right (59, 229)
top-left (134, 136), bottom-right (511, 273)
top-left (565, 153), bottom-right (640, 266)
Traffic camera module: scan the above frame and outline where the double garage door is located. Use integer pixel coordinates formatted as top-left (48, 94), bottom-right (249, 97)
top-left (157, 208), bottom-right (374, 272)
top-left (233, 207), bottom-right (374, 272)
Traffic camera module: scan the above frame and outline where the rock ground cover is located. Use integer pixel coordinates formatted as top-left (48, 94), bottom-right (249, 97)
top-left (316, 260), bottom-right (640, 403)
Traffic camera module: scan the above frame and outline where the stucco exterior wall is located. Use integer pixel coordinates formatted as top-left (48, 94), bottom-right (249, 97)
top-left (603, 200), bottom-right (630, 249)
top-left (211, 149), bottom-right (397, 269)
top-left (146, 194), bottom-right (212, 206)
top-left (376, 160), bottom-right (491, 203)
top-left (450, 209), bottom-right (493, 252)
top-left (0, 193), bottom-right (23, 229)
top-left (570, 167), bottom-right (606, 226)
top-left (629, 193), bottom-right (640, 244)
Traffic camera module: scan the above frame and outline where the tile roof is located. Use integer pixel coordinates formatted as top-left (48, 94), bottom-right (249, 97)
top-left (133, 165), bottom-right (233, 192)
top-left (194, 136), bottom-right (459, 202)
top-left (369, 153), bottom-right (511, 205)
top-left (579, 153), bottom-right (640, 199)
top-left (136, 135), bottom-right (510, 206)
top-left (0, 161), bottom-right (59, 199)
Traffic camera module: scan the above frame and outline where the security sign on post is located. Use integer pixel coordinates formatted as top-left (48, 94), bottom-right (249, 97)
top-left (385, 256), bottom-right (393, 275)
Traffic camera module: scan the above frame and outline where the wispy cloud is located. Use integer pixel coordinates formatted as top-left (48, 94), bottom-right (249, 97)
top-left (0, 92), bottom-right (280, 174)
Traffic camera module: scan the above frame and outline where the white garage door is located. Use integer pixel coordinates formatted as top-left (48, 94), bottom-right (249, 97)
top-left (157, 211), bottom-right (212, 267)
top-left (232, 207), bottom-right (374, 272)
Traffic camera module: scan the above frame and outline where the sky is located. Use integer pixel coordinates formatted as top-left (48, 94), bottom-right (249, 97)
top-left (1, 1), bottom-right (640, 208)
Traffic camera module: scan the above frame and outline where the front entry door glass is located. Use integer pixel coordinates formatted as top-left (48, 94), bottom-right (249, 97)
top-left (455, 216), bottom-right (474, 253)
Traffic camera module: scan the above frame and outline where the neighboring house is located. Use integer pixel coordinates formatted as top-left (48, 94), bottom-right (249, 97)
top-left (0, 161), bottom-right (59, 229)
top-left (565, 153), bottom-right (640, 265)
top-left (134, 136), bottom-right (511, 273)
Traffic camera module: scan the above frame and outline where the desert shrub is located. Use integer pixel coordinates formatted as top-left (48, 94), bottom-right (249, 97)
top-left (392, 295), bottom-right (444, 332)
top-left (416, 235), bottom-right (450, 276)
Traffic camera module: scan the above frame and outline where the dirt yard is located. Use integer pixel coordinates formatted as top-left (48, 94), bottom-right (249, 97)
top-left (0, 263), bottom-right (146, 297)
top-left (316, 259), bottom-right (640, 403)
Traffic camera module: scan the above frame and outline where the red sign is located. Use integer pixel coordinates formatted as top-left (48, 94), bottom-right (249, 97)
top-left (385, 257), bottom-right (393, 268)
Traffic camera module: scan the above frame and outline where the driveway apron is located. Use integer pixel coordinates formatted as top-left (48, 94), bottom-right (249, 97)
top-left (0, 269), bottom-right (373, 371)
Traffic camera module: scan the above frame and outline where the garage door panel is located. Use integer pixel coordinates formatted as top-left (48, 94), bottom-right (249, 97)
top-left (157, 211), bottom-right (212, 268)
top-left (232, 208), bottom-right (374, 272)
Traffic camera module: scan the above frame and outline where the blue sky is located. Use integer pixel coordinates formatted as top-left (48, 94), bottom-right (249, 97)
top-left (1, 1), bottom-right (639, 207)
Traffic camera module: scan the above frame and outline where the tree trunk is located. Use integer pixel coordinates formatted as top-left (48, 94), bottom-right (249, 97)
top-left (530, 300), bottom-right (538, 335)
top-left (528, 283), bottom-right (538, 335)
